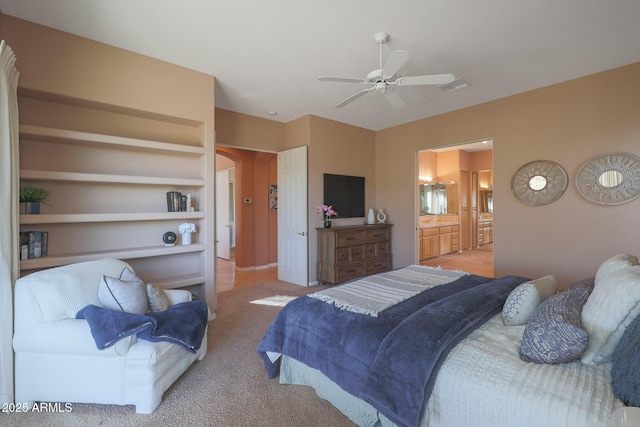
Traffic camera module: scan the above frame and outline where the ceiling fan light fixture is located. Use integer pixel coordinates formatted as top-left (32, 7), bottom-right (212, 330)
top-left (319, 32), bottom-right (455, 109)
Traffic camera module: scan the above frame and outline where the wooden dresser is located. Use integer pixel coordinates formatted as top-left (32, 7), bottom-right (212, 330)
top-left (317, 224), bottom-right (392, 285)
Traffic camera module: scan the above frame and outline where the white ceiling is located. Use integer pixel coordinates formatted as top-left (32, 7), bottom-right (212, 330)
top-left (2, 0), bottom-right (640, 131)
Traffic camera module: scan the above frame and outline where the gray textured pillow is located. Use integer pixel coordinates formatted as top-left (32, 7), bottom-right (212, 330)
top-left (611, 313), bottom-right (640, 406)
top-left (146, 283), bottom-right (170, 312)
top-left (98, 267), bottom-right (149, 314)
top-left (519, 286), bottom-right (591, 364)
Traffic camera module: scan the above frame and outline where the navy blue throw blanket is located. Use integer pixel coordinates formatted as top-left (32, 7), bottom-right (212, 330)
top-left (77, 300), bottom-right (208, 354)
top-left (257, 274), bottom-right (528, 427)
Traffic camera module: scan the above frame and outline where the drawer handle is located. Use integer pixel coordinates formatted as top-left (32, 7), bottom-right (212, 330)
top-left (373, 263), bottom-right (383, 268)
top-left (346, 237), bottom-right (356, 241)
top-left (346, 269), bottom-right (357, 273)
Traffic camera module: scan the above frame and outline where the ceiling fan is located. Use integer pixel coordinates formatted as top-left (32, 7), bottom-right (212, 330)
top-left (319, 32), bottom-right (455, 109)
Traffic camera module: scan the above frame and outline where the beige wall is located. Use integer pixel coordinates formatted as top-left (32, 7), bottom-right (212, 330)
top-left (216, 108), bottom-right (285, 151)
top-left (7, 12), bottom-right (639, 288)
top-left (307, 115), bottom-right (376, 282)
top-left (1, 14), bottom-right (217, 305)
top-left (377, 62), bottom-right (640, 287)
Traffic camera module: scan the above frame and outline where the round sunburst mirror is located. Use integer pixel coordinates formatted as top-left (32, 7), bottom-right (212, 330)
top-left (511, 160), bottom-right (568, 206)
top-left (575, 152), bottom-right (640, 205)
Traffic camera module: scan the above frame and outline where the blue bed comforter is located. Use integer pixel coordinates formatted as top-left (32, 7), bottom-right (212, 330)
top-left (257, 273), bottom-right (528, 427)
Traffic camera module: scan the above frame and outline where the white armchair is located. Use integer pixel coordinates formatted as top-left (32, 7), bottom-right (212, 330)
top-left (13, 258), bottom-right (208, 413)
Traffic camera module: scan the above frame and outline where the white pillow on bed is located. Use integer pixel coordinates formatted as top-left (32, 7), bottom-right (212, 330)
top-left (581, 265), bottom-right (640, 365)
top-left (594, 253), bottom-right (639, 283)
top-left (502, 275), bottom-right (558, 326)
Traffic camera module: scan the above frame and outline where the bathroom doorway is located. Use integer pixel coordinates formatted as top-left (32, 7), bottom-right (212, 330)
top-left (416, 138), bottom-right (494, 276)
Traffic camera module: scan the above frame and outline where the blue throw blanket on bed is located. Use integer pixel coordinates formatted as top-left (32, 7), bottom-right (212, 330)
top-left (257, 274), bottom-right (528, 427)
top-left (76, 300), bottom-right (208, 354)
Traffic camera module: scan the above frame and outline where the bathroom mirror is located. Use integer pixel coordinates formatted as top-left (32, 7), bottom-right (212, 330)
top-left (576, 152), bottom-right (640, 205)
top-left (479, 189), bottom-right (493, 213)
top-left (419, 182), bottom-right (458, 215)
top-left (511, 160), bottom-right (568, 206)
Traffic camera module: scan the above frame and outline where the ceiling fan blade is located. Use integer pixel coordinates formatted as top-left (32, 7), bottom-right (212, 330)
top-left (395, 74), bottom-right (455, 86)
top-left (382, 50), bottom-right (410, 79)
top-left (334, 87), bottom-right (373, 108)
top-left (383, 89), bottom-right (406, 109)
top-left (319, 76), bottom-right (367, 84)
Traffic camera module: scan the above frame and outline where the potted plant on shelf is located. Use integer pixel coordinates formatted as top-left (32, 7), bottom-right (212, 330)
top-left (19, 185), bottom-right (51, 215)
top-left (178, 222), bottom-right (196, 246)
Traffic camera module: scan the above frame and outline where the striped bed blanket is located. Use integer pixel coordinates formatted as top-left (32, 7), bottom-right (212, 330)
top-left (308, 265), bottom-right (467, 317)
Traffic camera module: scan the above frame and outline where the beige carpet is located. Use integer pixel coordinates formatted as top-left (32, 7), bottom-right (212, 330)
top-left (3, 281), bottom-right (355, 427)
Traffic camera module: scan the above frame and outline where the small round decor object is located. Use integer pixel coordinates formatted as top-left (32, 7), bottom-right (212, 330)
top-left (511, 160), bottom-right (568, 206)
top-left (163, 231), bottom-right (177, 246)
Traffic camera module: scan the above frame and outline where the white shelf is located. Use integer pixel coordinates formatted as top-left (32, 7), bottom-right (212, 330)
top-left (20, 125), bottom-right (206, 156)
top-left (19, 243), bottom-right (206, 270)
top-left (153, 273), bottom-right (207, 290)
top-left (20, 169), bottom-right (206, 186)
top-left (20, 211), bottom-right (206, 225)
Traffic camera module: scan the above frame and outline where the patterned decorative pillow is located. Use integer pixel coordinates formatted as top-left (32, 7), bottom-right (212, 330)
top-left (146, 283), bottom-right (170, 312)
top-left (98, 267), bottom-right (149, 314)
top-left (519, 286), bottom-right (591, 364)
top-left (611, 313), bottom-right (640, 406)
top-left (502, 275), bottom-right (558, 326)
top-left (581, 265), bottom-right (640, 364)
top-left (568, 276), bottom-right (595, 292)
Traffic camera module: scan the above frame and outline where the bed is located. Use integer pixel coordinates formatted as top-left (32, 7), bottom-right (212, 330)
top-left (258, 258), bottom-right (640, 427)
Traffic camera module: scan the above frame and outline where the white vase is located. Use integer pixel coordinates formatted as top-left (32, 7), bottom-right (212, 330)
top-left (181, 232), bottom-right (192, 246)
top-left (367, 208), bottom-right (375, 224)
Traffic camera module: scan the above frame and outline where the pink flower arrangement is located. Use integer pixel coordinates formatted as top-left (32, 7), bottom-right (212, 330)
top-left (317, 204), bottom-right (337, 220)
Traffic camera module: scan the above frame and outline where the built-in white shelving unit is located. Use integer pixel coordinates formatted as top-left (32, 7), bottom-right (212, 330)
top-left (19, 107), bottom-right (213, 302)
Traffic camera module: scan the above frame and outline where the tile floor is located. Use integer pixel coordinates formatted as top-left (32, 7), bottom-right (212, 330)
top-left (215, 256), bottom-right (278, 293)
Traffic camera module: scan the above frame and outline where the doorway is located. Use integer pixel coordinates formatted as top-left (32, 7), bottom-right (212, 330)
top-left (214, 147), bottom-right (281, 291)
top-left (416, 139), bottom-right (494, 276)
top-left (216, 167), bottom-right (235, 261)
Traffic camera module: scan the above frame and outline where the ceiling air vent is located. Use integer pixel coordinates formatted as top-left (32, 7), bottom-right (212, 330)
top-left (439, 78), bottom-right (469, 93)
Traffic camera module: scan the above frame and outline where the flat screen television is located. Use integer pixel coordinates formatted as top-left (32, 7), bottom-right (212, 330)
top-left (323, 173), bottom-right (365, 218)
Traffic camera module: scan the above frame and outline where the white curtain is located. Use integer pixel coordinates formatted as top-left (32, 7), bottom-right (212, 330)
top-left (0, 40), bottom-right (20, 406)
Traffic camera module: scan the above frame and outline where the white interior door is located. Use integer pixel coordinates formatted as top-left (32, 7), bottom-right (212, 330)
top-left (277, 146), bottom-right (308, 286)
top-left (216, 169), bottom-right (231, 260)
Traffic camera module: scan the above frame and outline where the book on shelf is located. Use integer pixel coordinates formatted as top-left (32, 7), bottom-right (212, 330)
top-left (20, 231), bottom-right (48, 260)
top-left (19, 232), bottom-right (28, 260)
top-left (166, 191), bottom-right (183, 212)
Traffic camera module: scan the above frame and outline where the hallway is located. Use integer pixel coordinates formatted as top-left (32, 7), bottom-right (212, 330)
top-left (216, 256), bottom-right (277, 293)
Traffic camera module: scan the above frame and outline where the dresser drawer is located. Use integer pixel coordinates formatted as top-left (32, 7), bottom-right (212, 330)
top-left (335, 246), bottom-right (364, 264)
top-left (336, 231), bottom-right (364, 247)
top-left (365, 257), bottom-right (391, 274)
top-left (337, 262), bottom-right (365, 282)
top-left (365, 228), bottom-right (388, 242)
top-left (364, 242), bottom-right (388, 258)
